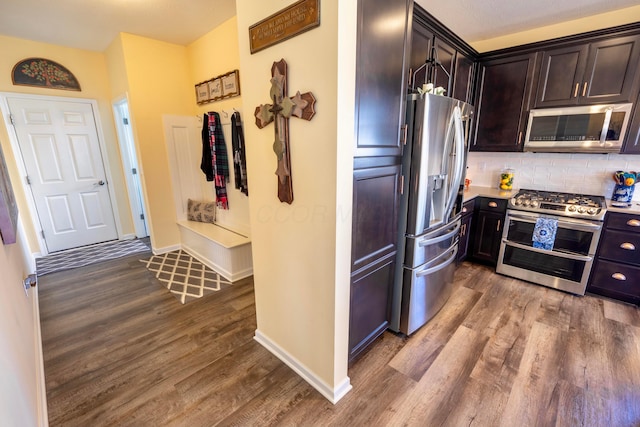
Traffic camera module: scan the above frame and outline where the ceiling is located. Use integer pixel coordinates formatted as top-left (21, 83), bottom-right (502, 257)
top-left (0, 0), bottom-right (638, 52)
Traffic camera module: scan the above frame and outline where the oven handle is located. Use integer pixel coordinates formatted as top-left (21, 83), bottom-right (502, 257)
top-left (502, 240), bottom-right (594, 262)
top-left (418, 221), bottom-right (461, 247)
top-left (507, 212), bottom-right (602, 231)
top-left (416, 246), bottom-right (459, 277)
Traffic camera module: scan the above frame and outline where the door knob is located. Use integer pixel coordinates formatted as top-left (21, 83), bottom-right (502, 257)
top-left (94, 180), bottom-right (105, 187)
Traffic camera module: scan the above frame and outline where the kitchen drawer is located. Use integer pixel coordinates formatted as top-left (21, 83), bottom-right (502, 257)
top-left (598, 229), bottom-right (640, 267)
top-left (477, 198), bottom-right (507, 212)
top-left (461, 199), bottom-right (475, 216)
top-left (588, 259), bottom-right (640, 305)
top-left (605, 212), bottom-right (640, 233)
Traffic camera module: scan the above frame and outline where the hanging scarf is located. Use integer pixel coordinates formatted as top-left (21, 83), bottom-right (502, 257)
top-left (231, 112), bottom-right (249, 196)
top-left (208, 112), bottom-right (229, 209)
top-left (200, 114), bottom-right (213, 181)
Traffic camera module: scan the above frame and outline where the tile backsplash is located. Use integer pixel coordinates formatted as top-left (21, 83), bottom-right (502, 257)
top-left (466, 152), bottom-right (640, 201)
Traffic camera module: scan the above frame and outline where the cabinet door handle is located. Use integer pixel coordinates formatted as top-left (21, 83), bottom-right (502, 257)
top-left (620, 242), bottom-right (636, 251)
top-left (517, 131), bottom-right (523, 145)
top-left (627, 219), bottom-right (640, 227)
top-left (497, 219), bottom-right (501, 231)
top-left (582, 82), bottom-right (588, 97)
top-left (488, 201), bottom-right (498, 208)
top-left (573, 83), bottom-right (580, 98)
top-left (461, 223), bottom-right (467, 236)
top-left (612, 272), bottom-right (627, 281)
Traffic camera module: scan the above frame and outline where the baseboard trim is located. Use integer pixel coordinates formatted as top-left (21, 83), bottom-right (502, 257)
top-left (152, 244), bottom-right (181, 255)
top-left (254, 329), bottom-right (352, 404)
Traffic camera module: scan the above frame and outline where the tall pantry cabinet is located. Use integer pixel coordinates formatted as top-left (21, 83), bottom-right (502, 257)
top-left (349, 0), bottom-right (409, 362)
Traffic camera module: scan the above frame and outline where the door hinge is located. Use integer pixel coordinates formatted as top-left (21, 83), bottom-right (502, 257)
top-left (25, 176), bottom-right (31, 185)
top-left (140, 213), bottom-right (145, 220)
top-left (40, 230), bottom-right (45, 239)
top-left (9, 114), bottom-right (15, 125)
top-left (123, 117), bottom-right (129, 125)
top-left (131, 167), bottom-right (137, 175)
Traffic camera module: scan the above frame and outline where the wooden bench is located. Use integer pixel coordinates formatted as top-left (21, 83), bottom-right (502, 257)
top-left (177, 220), bottom-right (253, 282)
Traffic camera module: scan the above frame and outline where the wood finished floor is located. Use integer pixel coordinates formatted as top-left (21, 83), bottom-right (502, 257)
top-left (39, 254), bottom-right (640, 426)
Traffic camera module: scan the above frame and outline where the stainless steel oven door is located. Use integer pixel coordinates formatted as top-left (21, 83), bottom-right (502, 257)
top-left (496, 210), bottom-right (602, 295)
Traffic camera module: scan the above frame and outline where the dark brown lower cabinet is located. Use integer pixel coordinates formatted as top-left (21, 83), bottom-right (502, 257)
top-left (349, 161), bottom-right (401, 361)
top-left (458, 198), bottom-right (475, 261)
top-left (587, 212), bottom-right (640, 305)
top-left (349, 254), bottom-right (395, 360)
top-left (470, 197), bottom-right (507, 265)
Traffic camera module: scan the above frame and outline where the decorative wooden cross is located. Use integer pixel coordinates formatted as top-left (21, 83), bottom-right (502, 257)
top-left (254, 59), bottom-right (316, 204)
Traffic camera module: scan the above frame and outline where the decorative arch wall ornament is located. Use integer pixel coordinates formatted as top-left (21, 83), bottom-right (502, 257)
top-left (11, 58), bottom-right (81, 91)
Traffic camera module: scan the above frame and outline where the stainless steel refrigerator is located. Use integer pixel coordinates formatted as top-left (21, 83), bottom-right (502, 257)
top-left (390, 93), bottom-right (473, 335)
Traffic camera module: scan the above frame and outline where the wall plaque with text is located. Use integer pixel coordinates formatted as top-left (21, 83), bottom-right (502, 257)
top-left (249, 0), bottom-right (320, 54)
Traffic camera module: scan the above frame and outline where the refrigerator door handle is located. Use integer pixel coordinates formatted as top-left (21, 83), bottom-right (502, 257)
top-left (417, 220), bottom-right (461, 247)
top-left (415, 246), bottom-right (459, 277)
top-left (443, 106), bottom-right (465, 221)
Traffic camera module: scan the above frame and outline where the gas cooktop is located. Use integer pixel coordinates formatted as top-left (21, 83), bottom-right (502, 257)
top-left (509, 189), bottom-right (607, 221)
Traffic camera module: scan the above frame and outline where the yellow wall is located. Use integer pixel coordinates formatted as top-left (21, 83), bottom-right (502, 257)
top-left (0, 35), bottom-right (135, 254)
top-left (472, 5), bottom-right (640, 52)
top-left (188, 17), bottom-right (250, 235)
top-left (0, 227), bottom-right (44, 425)
top-left (114, 33), bottom-right (195, 250)
top-left (236, 1), bottom-right (353, 397)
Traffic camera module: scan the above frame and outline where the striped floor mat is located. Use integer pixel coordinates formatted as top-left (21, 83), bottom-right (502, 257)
top-left (36, 239), bottom-right (150, 276)
top-left (139, 250), bottom-right (230, 304)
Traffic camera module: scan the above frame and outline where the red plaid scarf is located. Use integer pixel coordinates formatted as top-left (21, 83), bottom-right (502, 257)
top-left (208, 112), bottom-right (229, 209)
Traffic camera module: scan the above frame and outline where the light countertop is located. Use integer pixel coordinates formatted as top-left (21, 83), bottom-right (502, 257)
top-left (463, 186), bottom-right (516, 202)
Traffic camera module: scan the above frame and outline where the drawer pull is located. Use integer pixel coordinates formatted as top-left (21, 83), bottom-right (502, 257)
top-left (611, 272), bottom-right (627, 281)
top-left (627, 219), bottom-right (640, 227)
top-left (488, 201), bottom-right (498, 208)
top-left (462, 207), bottom-right (467, 213)
top-left (620, 242), bottom-right (636, 251)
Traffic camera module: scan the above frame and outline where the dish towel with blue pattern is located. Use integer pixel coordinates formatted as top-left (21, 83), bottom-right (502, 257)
top-left (532, 217), bottom-right (558, 250)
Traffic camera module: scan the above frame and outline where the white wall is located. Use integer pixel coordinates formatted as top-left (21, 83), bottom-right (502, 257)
top-left (467, 152), bottom-right (640, 201)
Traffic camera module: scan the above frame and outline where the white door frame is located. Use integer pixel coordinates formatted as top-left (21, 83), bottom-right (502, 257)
top-left (0, 92), bottom-right (124, 256)
top-left (112, 95), bottom-right (148, 238)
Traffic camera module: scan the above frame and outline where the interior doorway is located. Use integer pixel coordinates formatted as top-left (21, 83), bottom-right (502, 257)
top-left (112, 97), bottom-right (148, 238)
top-left (4, 94), bottom-right (120, 253)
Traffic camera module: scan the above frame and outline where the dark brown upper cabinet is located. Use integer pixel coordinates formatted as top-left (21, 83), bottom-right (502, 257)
top-left (408, 23), bottom-right (434, 92)
top-left (535, 34), bottom-right (640, 108)
top-left (452, 52), bottom-right (475, 105)
top-left (432, 38), bottom-right (457, 95)
top-left (409, 5), bottom-right (478, 104)
top-left (354, 0), bottom-right (409, 158)
top-left (472, 53), bottom-right (538, 152)
top-left (622, 97), bottom-right (640, 154)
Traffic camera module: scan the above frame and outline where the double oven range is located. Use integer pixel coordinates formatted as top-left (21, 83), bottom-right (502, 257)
top-left (496, 189), bottom-right (606, 295)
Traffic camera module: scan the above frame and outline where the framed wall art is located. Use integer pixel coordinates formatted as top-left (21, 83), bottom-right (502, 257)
top-left (195, 82), bottom-right (209, 104)
top-left (208, 78), bottom-right (222, 100)
top-left (221, 70), bottom-right (240, 98)
top-left (194, 69), bottom-right (241, 104)
top-left (12, 57), bottom-right (81, 91)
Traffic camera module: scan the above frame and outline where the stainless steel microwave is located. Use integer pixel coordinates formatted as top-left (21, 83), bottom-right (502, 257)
top-left (523, 103), bottom-right (633, 153)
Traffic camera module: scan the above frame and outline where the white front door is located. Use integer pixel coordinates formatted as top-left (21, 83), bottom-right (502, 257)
top-left (7, 97), bottom-right (118, 252)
